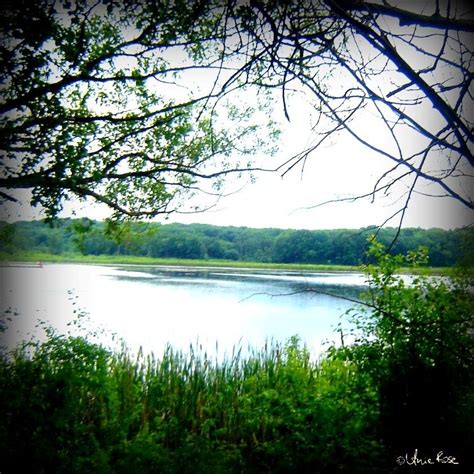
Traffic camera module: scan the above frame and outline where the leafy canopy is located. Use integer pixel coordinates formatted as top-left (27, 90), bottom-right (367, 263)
top-left (0, 0), bottom-right (279, 220)
top-left (1, 0), bottom-right (472, 225)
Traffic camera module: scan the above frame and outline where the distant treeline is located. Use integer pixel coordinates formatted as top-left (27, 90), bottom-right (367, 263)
top-left (0, 219), bottom-right (472, 266)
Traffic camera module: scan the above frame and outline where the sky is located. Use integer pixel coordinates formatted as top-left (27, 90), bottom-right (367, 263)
top-left (174, 161), bottom-right (472, 231)
top-left (6, 85), bottom-right (471, 231)
top-left (2, 2), bottom-right (473, 231)
top-left (3, 94), bottom-right (472, 230)
top-left (6, 112), bottom-right (471, 231)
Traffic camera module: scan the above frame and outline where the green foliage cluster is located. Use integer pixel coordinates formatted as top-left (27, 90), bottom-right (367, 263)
top-left (0, 334), bottom-right (381, 473)
top-left (1, 218), bottom-right (472, 267)
top-left (1, 0), bottom-right (280, 219)
top-left (339, 241), bottom-right (474, 462)
top-left (1, 242), bottom-right (472, 472)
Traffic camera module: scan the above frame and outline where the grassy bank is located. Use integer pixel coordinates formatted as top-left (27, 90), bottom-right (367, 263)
top-left (0, 250), bottom-right (449, 274)
top-left (0, 251), bottom-right (361, 271)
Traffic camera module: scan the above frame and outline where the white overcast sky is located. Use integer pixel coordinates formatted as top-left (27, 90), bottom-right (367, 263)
top-left (3, 2), bottom-right (473, 231)
top-left (7, 106), bottom-right (471, 230)
top-left (34, 98), bottom-right (474, 230)
top-left (3, 89), bottom-right (472, 230)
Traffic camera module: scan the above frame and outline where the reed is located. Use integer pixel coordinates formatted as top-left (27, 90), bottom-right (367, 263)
top-left (0, 334), bottom-right (381, 473)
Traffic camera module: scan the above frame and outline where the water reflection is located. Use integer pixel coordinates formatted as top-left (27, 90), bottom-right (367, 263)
top-left (1, 264), bottom-right (368, 359)
top-left (115, 266), bottom-right (367, 306)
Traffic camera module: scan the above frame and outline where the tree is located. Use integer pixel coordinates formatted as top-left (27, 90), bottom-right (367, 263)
top-left (0, 0), bottom-right (278, 220)
top-left (1, 1), bottom-right (472, 225)
top-left (0, 221), bottom-right (15, 253)
top-left (217, 0), bottom-right (473, 228)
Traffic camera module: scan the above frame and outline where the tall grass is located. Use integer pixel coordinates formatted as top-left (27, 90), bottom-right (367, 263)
top-left (0, 333), bottom-right (381, 473)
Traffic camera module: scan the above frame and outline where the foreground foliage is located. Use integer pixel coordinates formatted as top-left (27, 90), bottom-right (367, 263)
top-left (344, 242), bottom-right (474, 467)
top-left (0, 243), bottom-right (472, 472)
top-left (1, 335), bottom-right (382, 473)
top-left (1, 1), bottom-right (472, 222)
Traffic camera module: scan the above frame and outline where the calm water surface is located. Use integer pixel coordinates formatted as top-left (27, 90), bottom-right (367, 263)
top-left (1, 263), bottom-right (368, 358)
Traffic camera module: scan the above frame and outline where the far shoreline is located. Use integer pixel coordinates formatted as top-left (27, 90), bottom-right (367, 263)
top-left (0, 251), bottom-right (450, 275)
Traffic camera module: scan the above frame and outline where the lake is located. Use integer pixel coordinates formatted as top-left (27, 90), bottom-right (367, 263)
top-left (0, 263), bottom-right (368, 359)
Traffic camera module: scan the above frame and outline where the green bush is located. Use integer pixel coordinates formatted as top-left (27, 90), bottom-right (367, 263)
top-left (339, 240), bottom-right (474, 469)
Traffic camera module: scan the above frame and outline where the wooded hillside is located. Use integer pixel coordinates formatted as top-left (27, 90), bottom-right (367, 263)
top-left (1, 219), bottom-right (471, 267)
